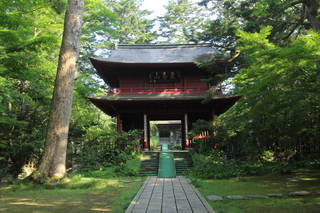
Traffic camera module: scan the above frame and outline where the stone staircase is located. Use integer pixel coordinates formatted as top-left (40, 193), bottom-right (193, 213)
top-left (139, 151), bottom-right (193, 176)
top-left (139, 152), bottom-right (159, 176)
top-left (173, 152), bottom-right (193, 175)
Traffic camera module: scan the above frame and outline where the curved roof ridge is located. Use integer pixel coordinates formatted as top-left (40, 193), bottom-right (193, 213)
top-left (117, 43), bottom-right (212, 49)
top-left (95, 43), bottom-right (217, 63)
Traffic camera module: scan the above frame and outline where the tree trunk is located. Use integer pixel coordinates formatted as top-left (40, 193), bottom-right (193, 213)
top-left (304, 0), bottom-right (320, 68)
top-left (304, 0), bottom-right (320, 31)
top-left (37, 0), bottom-right (84, 178)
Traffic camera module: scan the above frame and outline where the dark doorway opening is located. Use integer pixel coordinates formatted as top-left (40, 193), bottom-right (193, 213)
top-left (150, 120), bottom-right (182, 150)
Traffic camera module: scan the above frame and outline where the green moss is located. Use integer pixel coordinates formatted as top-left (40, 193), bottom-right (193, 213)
top-left (196, 169), bottom-right (320, 213)
top-left (0, 176), bottom-right (145, 213)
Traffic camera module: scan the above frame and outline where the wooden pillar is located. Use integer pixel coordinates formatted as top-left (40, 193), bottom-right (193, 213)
top-left (116, 114), bottom-right (122, 134)
top-left (147, 117), bottom-right (150, 150)
top-left (143, 113), bottom-right (149, 150)
top-left (181, 118), bottom-right (185, 150)
top-left (184, 113), bottom-right (190, 148)
top-left (212, 110), bottom-right (216, 136)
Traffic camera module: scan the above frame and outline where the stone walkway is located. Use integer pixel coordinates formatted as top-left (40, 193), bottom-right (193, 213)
top-left (125, 176), bottom-right (215, 213)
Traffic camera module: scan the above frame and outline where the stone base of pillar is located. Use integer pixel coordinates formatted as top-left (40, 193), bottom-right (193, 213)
top-left (143, 141), bottom-right (149, 151)
top-left (185, 139), bottom-right (191, 149)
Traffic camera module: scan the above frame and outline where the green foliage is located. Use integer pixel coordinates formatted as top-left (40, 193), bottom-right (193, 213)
top-left (189, 119), bottom-right (213, 137)
top-left (110, 0), bottom-right (156, 44)
top-left (216, 28), bottom-right (320, 160)
top-left (75, 129), bottom-right (142, 171)
top-left (0, 0), bottom-right (155, 178)
top-left (158, 0), bottom-right (208, 43)
top-left (189, 151), bottom-right (320, 179)
top-left (200, 0), bottom-right (319, 50)
top-left (189, 119), bottom-right (216, 153)
top-left (150, 136), bottom-right (159, 151)
top-left (189, 151), bottom-right (249, 179)
top-left (0, 0), bottom-right (64, 174)
top-left (1, 175), bottom-right (144, 213)
top-left (114, 157), bottom-right (141, 176)
top-left (196, 168), bottom-right (320, 213)
top-left (71, 155), bottom-right (141, 179)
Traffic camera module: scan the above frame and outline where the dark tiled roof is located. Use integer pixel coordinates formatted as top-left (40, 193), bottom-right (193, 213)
top-left (88, 94), bottom-right (241, 116)
top-left (94, 44), bottom-right (217, 63)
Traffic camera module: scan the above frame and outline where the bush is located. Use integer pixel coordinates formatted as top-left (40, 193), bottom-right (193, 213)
top-left (71, 154), bottom-right (141, 178)
top-left (189, 151), bottom-right (248, 179)
top-left (188, 150), bottom-right (320, 179)
top-left (75, 129), bottom-right (142, 171)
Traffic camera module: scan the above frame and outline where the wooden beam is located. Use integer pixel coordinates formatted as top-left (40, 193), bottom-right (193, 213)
top-left (116, 114), bottom-right (122, 134)
top-left (212, 110), bottom-right (216, 136)
top-left (184, 113), bottom-right (190, 149)
top-left (143, 114), bottom-right (149, 150)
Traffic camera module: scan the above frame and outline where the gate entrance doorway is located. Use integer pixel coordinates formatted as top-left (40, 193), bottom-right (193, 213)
top-left (88, 44), bottom-right (241, 150)
top-left (150, 120), bottom-right (182, 150)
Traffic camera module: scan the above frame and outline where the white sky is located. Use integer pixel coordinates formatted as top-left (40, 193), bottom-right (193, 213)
top-left (140, 0), bottom-right (169, 18)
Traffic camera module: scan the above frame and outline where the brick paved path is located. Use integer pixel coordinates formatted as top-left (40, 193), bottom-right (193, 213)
top-left (125, 176), bottom-right (215, 213)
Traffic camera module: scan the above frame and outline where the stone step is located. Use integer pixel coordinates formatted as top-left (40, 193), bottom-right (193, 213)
top-left (139, 152), bottom-right (159, 176)
top-left (139, 151), bottom-right (193, 176)
top-left (139, 172), bottom-right (158, 175)
top-left (140, 171), bottom-right (158, 173)
top-left (173, 152), bottom-right (193, 174)
top-left (176, 164), bottom-right (192, 167)
top-left (140, 164), bottom-right (158, 166)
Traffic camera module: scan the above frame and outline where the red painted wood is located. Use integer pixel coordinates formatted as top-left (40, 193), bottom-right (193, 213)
top-left (114, 73), bottom-right (209, 95)
top-left (193, 135), bottom-right (210, 139)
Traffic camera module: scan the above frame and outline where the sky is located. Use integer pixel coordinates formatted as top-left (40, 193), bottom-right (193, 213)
top-left (140, 0), bottom-right (169, 18)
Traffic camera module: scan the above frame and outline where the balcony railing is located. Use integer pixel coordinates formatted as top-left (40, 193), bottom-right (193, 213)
top-left (108, 87), bottom-right (210, 95)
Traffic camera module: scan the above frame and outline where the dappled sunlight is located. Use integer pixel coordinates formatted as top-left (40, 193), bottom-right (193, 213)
top-left (91, 207), bottom-right (112, 212)
top-left (66, 201), bottom-right (82, 205)
top-left (141, 155), bottom-right (151, 160)
top-left (199, 171), bottom-right (320, 213)
top-left (0, 197), bottom-right (20, 202)
top-left (9, 201), bottom-right (55, 207)
top-left (92, 202), bottom-right (106, 205)
top-left (300, 177), bottom-right (320, 181)
top-left (0, 176), bottom-right (143, 213)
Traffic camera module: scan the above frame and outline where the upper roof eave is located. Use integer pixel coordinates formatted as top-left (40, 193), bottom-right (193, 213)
top-left (90, 43), bottom-right (217, 64)
top-left (117, 43), bottom-right (212, 49)
top-left (90, 57), bottom-right (198, 67)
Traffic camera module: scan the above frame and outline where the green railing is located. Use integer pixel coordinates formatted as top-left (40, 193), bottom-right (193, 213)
top-left (158, 144), bottom-right (176, 178)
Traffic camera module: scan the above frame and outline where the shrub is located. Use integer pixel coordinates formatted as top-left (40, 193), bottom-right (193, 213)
top-left (75, 129), bottom-right (142, 171)
top-left (188, 150), bottom-right (320, 179)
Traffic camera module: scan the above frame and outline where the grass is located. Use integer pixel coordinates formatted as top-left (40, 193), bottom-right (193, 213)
top-left (194, 168), bottom-right (320, 213)
top-left (150, 136), bottom-right (159, 150)
top-left (0, 155), bottom-right (144, 213)
top-left (0, 175), bottom-right (145, 213)
top-left (0, 155), bottom-right (144, 212)
top-left (78, 157), bottom-right (141, 178)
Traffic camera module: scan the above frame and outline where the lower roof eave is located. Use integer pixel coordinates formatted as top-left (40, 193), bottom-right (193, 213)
top-left (88, 95), bottom-right (241, 116)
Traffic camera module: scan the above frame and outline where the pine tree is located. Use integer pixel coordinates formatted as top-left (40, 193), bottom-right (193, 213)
top-left (158, 0), bottom-right (207, 43)
top-left (37, 0), bottom-right (84, 178)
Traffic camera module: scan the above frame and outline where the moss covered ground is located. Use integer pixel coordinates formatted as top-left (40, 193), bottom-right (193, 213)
top-left (196, 168), bottom-right (320, 213)
top-left (0, 176), bottom-right (144, 213)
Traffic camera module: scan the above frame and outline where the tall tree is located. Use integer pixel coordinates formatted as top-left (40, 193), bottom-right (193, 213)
top-left (200, 0), bottom-right (320, 50)
top-left (198, 0), bottom-right (320, 96)
top-left (109, 0), bottom-right (155, 44)
top-left (216, 28), bottom-right (320, 159)
top-left (158, 0), bottom-right (208, 43)
top-left (37, 0), bottom-right (84, 178)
